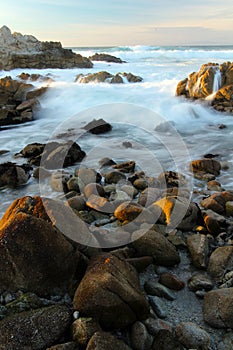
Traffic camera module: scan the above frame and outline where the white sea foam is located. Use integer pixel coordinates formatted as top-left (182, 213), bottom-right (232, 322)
top-left (0, 45), bottom-right (233, 215)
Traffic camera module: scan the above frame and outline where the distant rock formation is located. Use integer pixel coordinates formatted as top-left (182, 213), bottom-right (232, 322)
top-left (89, 53), bottom-right (126, 63)
top-left (75, 71), bottom-right (143, 84)
top-left (0, 26), bottom-right (93, 70)
top-left (176, 61), bottom-right (233, 113)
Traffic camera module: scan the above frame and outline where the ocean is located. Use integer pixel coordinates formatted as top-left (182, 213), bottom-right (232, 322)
top-left (1, 45), bottom-right (233, 216)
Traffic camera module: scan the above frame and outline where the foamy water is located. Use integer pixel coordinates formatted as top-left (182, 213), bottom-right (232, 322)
top-left (1, 45), bottom-right (233, 216)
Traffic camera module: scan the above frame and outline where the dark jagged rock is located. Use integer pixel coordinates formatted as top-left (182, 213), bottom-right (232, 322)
top-left (83, 118), bottom-right (112, 134)
top-left (89, 52), bottom-right (126, 63)
top-left (0, 162), bottom-right (31, 188)
top-left (0, 25), bottom-right (93, 70)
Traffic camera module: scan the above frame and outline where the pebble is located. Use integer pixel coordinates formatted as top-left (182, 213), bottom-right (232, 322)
top-left (144, 280), bottom-right (177, 300)
top-left (148, 295), bottom-right (167, 318)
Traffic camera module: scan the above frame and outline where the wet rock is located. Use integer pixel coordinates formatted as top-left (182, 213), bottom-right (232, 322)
top-left (114, 201), bottom-right (144, 222)
top-left (47, 342), bottom-right (79, 350)
top-left (0, 162), bottom-right (30, 188)
top-left (143, 317), bottom-right (173, 335)
top-left (188, 273), bottom-right (213, 292)
top-left (158, 171), bottom-right (187, 188)
top-left (190, 158), bottom-right (221, 177)
top-left (153, 197), bottom-right (200, 230)
top-left (83, 183), bottom-right (105, 199)
top-left (138, 187), bottom-right (161, 207)
top-left (126, 256), bottom-right (153, 272)
top-left (122, 72), bottom-right (143, 82)
top-left (50, 171), bottom-right (70, 192)
top-left (217, 332), bottom-right (233, 350)
top-left (148, 295), bottom-right (168, 318)
top-left (75, 71), bottom-right (113, 83)
top-left (208, 246), bottom-right (233, 284)
top-left (226, 201), bottom-right (233, 216)
top-left (175, 322), bottom-right (210, 350)
top-left (130, 321), bottom-right (153, 350)
top-left (133, 178), bottom-right (148, 190)
top-left (75, 167), bottom-right (102, 184)
top-left (112, 160), bottom-right (135, 173)
top-left (72, 317), bottom-right (102, 347)
top-left (66, 177), bottom-right (81, 193)
top-left (0, 305), bottom-right (72, 350)
top-left (98, 157), bottom-right (116, 167)
top-left (200, 193), bottom-right (226, 214)
top-left (0, 196), bottom-right (86, 295)
top-left (20, 142), bottom-right (45, 159)
top-left (159, 272), bottom-right (185, 291)
top-left (83, 118), bottom-right (112, 134)
top-left (203, 209), bottom-right (225, 235)
top-left (207, 179), bottom-right (222, 191)
top-left (203, 288), bottom-right (233, 328)
top-left (0, 25), bottom-right (93, 70)
top-left (89, 53), bottom-right (126, 63)
top-left (86, 331), bottom-right (132, 350)
top-left (132, 229), bottom-right (180, 266)
top-left (104, 170), bottom-right (126, 184)
top-left (144, 280), bottom-right (176, 300)
top-left (73, 253), bottom-right (150, 329)
top-left (187, 234), bottom-right (209, 269)
top-left (176, 77), bottom-right (189, 97)
top-left (152, 330), bottom-right (184, 350)
top-left (67, 195), bottom-right (86, 211)
top-left (86, 194), bottom-right (114, 213)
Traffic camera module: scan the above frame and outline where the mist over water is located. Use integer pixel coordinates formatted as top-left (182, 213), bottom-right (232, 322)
top-left (1, 45), bottom-right (233, 216)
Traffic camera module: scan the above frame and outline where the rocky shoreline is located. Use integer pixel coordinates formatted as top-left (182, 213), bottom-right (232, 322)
top-left (0, 120), bottom-right (233, 349)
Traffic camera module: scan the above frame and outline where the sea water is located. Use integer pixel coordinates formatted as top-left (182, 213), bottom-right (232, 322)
top-left (1, 45), bottom-right (233, 216)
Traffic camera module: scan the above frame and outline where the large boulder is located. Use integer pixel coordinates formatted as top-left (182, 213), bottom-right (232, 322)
top-left (0, 305), bottom-right (72, 350)
top-left (0, 25), bottom-right (93, 70)
top-left (73, 253), bottom-right (150, 329)
top-left (0, 196), bottom-right (86, 295)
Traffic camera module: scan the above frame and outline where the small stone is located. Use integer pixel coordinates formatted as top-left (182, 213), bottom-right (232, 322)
top-left (143, 317), bottom-right (173, 336)
top-left (187, 234), bottom-right (209, 268)
top-left (83, 183), bottom-right (105, 198)
top-left (86, 331), bottom-right (131, 350)
top-left (83, 118), bottom-right (112, 134)
top-left (148, 295), bottom-right (167, 318)
top-left (50, 171), bottom-right (70, 192)
top-left (159, 272), bottom-right (185, 291)
top-left (207, 180), bottom-right (222, 191)
top-left (226, 201), bottom-right (233, 216)
top-left (98, 157), bottom-right (116, 167)
top-left (114, 201), bottom-right (143, 221)
top-left (175, 322), bottom-right (210, 350)
top-left (188, 273), bottom-right (213, 292)
top-left (86, 194), bottom-right (114, 214)
top-left (66, 177), bottom-right (81, 193)
top-left (72, 317), bottom-right (102, 346)
top-left (112, 160), bottom-right (135, 173)
top-left (104, 171), bottom-right (126, 184)
top-left (130, 321), bottom-right (153, 350)
top-left (67, 195), bottom-right (86, 211)
top-left (133, 178), bottom-right (148, 190)
top-left (144, 280), bottom-right (176, 300)
top-left (208, 246), bottom-right (233, 285)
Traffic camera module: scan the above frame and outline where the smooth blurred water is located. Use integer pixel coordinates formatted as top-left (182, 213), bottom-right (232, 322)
top-left (0, 45), bottom-right (233, 216)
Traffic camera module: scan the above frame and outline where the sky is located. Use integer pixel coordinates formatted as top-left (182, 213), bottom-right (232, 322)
top-left (0, 0), bottom-right (233, 46)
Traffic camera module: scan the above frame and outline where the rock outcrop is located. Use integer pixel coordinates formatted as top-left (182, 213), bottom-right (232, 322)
top-left (176, 61), bottom-right (233, 113)
top-left (89, 52), bottom-right (126, 63)
top-left (0, 25), bottom-right (93, 70)
top-left (75, 71), bottom-right (143, 84)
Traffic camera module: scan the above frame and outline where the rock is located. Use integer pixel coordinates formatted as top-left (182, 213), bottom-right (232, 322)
top-left (143, 317), bottom-right (173, 336)
top-left (126, 256), bottom-right (153, 272)
top-left (0, 25), bottom-right (93, 70)
top-left (207, 180), bottom-right (222, 191)
top-left (86, 331), bottom-right (132, 350)
top-left (152, 197), bottom-right (201, 230)
top-left (176, 77), bottom-right (189, 97)
top-left (144, 280), bottom-right (176, 300)
top-left (203, 209), bottom-right (225, 235)
top-left (226, 201), bottom-right (233, 216)
top-left (0, 305), bottom-right (72, 350)
top-left (0, 196), bottom-right (86, 295)
top-left (20, 142), bottom-right (45, 158)
top-left (0, 162), bottom-right (30, 188)
top-left (148, 295), bottom-right (168, 318)
top-left (152, 330), bottom-right (184, 350)
top-left (47, 342), bottom-right (79, 350)
top-left (114, 201), bottom-right (144, 222)
top-left (86, 194), bottom-right (114, 213)
top-left (110, 74), bottom-right (124, 83)
top-left (83, 183), bottom-right (105, 198)
top-left (159, 272), bottom-right (185, 291)
top-left (200, 191), bottom-right (233, 214)
top-left (217, 332), bottom-right (233, 350)
top-left (188, 273), bottom-right (213, 292)
top-left (122, 72), bottom-right (143, 82)
top-left (89, 52), bottom-right (126, 63)
top-left (98, 157), bottom-right (116, 167)
top-left (50, 171), bottom-right (70, 192)
top-left (66, 177), bottom-right (81, 193)
top-left (75, 71), bottom-right (142, 84)
top-left (73, 253), bottom-right (150, 329)
top-left (104, 170), bottom-right (126, 184)
top-left (175, 322), bottom-right (210, 350)
top-left (74, 168), bottom-right (102, 184)
top-left (190, 159), bottom-right (221, 177)
top-left (158, 171), bottom-right (187, 188)
top-left (187, 234), bottom-right (209, 269)
top-left (203, 288), bottom-right (233, 328)
top-left (130, 321), bottom-right (153, 350)
top-left (132, 229), bottom-right (180, 266)
top-left (67, 195), bottom-right (86, 211)
top-left (0, 76), bottom-right (43, 126)
top-left (112, 160), bottom-right (135, 173)
top-left (72, 317), bottom-right (102, 347)
top-left (138, 187), bottom-right (161, 207)
top-left (83, 118), bottom-right (112, 134)
top-left (212, 84), bottom-right (233, 111)
top-left (133, 178), bottom-right (148, 190)
top-left (208, 246), bottom-right (233, 284)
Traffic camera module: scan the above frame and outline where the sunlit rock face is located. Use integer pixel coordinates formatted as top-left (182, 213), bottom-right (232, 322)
top-left (0, 25), bottom-right (93, 70)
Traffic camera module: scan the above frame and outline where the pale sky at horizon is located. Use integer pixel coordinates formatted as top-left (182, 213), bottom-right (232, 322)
top-left (1, 0), bottom-right (233, 46)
